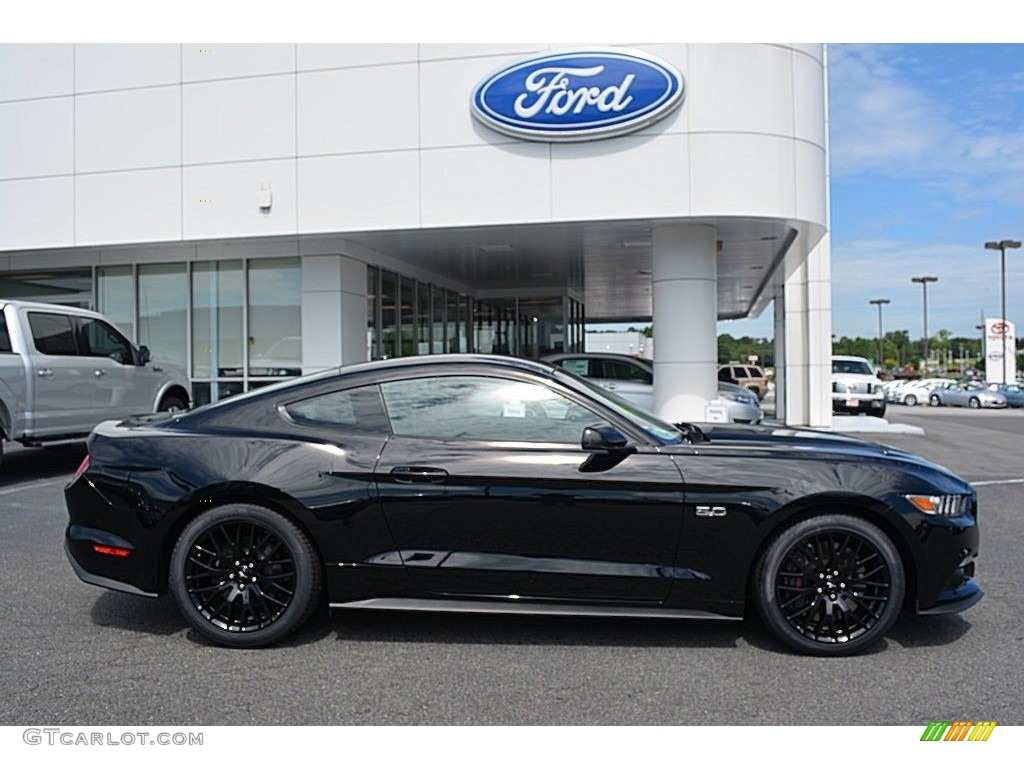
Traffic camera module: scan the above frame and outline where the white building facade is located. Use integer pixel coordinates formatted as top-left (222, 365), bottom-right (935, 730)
top-left (0, 43), bottom-right (831, 424)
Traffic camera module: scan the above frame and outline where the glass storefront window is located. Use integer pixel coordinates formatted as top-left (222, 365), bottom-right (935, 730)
top-left (431, 286), bottom-right (446, 354)
top-left (367, 266), bottom-right (380, 361)
top-left (417, 281), bottom-right (431, 355)
top-left (380, 270), bottom-right (397, 358)
top-left (138, 263), bottom-right (187, 368)
top-left (400, 275), bottom-right (415, 356)
top-left (192, 261), bottom-right (243, 379)
top-left (248, 258), bottom-right (301, 376)
top-left (97, 265), bottom-right (134, 341)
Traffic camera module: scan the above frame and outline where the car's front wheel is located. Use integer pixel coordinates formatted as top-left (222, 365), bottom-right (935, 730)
top-left (169, 504), bottom-right (322, 647)
top-left (968, 397), bottom-right (981, 409)
top-left (753, 514), bottom-right (905, 656)
top-left (904, 394), bottom-right (917, 407)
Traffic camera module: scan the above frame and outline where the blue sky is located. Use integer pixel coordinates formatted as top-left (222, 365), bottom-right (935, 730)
top-left (723, 43), bottom-right (1024, 341)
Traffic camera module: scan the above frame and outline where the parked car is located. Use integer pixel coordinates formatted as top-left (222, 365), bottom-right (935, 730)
top-left (987, 383), bottom-right (1024, 408)
top-left (717, 362), bottom-right (769, 400)
top-left (65, 354), bottom-right (981, 656)
top-left (929, 382), bottom-right (1007, 409)
top-left (542, 352), bottom-right (763, 424)
top-left (831, 355), bottom-right (886, 416)
top-left (890, 378), bottom-right (954, 407)
top-left (0, 300), bottom-right (191, 467)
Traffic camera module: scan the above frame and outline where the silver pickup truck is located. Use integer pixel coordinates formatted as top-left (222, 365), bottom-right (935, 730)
top-left (0, 300), bottom-right (191, 466)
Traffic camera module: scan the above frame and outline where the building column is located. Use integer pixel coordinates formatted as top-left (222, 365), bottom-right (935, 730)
top-left (780, 235), bottom-right (832, 428)
top-left (652, 224), bottom-right (719, 422)
top-left (301, 254), bottom-right (368, 372)
top-left (773, 289), bottom-right (787, 422)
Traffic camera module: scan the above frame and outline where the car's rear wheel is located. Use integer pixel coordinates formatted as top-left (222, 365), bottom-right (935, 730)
top-left (929, 394), bottom-right (941, 407)
top-left (754, 514), bottom-right (905, 656)
top-left (169, 504), bottom-right (322, 647)
top-left (904, 394), bottom-right (917, 406)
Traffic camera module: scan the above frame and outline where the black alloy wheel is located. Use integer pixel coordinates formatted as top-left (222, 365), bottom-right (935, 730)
top-left (170, 504), bottom-right (321, 647)
top-left (754, 514), bottom-right (905, 656)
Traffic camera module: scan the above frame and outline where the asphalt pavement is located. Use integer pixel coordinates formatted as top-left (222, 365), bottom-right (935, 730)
top-left (0, 408), bottom-right (1021, 726)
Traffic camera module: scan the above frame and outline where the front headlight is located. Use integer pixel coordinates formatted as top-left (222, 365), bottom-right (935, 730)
top-left (722, 392), bottom-right (753, 403)
top-left (905, 494), bottom-right (973, 517)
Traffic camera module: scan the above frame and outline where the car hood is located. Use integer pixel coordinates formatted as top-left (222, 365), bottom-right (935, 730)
top-left (671, 421), bottom-right (968, 484)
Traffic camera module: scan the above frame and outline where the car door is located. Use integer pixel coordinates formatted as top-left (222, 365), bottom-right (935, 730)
top-left (76, 316), bottom-right (156, 418)
top-left (596, 358), bottom-right (654, 410)
top-left (374, 373), bottom-right (685, 602)
top-left (24, 310), bottom-right (96, 435)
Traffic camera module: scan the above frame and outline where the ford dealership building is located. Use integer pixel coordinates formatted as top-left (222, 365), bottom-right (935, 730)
top-left (0, 43), bottom-right (831, 425)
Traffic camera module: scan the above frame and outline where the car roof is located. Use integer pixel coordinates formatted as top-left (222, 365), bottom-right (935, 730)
top-left (342, 353), bottom-right (558, 378)
top-left (543, 352), bottom-right (651, 363)
top-left (0, 299), bottom-right (104, 318)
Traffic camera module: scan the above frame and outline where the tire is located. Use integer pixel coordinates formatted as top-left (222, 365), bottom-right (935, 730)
top-left (904, 394), bottom-right (917, 407)
top-left (929, 394), bottom-right (941, 407)
top-left (870, 400), bottom-right (886, 418)
top-left (968, 397), bottom-right (981, 409)
top-left (158, 394), bottom-right (188, 413)
top-left (753, 514), bottom-right (905, 656)
top-left (169, 504), bottom-right (322, 648)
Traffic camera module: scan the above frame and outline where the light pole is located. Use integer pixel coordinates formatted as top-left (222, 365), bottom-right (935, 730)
top-left (911, 276), bottom-right (938, 374)
top-left (984, 240), bottom-right (1021, 384)
top-left (869, 298), bottom-right (890, 371)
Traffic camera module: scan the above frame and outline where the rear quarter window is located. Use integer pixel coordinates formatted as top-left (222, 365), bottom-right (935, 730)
top-left (283, 385), bottom-right (389, 432)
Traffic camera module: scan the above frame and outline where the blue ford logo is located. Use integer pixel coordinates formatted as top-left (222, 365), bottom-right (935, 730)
top-left (471, 48), bottom-right (685, 142)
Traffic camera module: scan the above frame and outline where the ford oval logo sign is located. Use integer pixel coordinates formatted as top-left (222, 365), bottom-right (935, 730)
top-left (471, 48), bottom-right (685, 142)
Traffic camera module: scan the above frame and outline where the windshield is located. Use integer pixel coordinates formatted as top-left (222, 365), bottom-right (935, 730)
top-left (832, 359), bottom-right (875, 375)
top-left (551, 366), bottom-right (684, 445)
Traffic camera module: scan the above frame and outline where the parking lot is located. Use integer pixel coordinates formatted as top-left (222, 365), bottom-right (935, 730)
top-left (1, 406), bottom-right (1021, 726)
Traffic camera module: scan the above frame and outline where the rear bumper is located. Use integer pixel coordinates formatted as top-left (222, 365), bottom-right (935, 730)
top-left (64, 538), bottom-right (158, 598)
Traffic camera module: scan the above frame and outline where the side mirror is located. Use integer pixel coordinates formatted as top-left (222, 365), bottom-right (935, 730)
top-left (138, 345), bottom-right (152, 365)
top-left (581, 424), bottom-right (629, 452)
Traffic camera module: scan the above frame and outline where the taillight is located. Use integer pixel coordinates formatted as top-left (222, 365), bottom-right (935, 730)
top-left (72, 455), bottom-right (90, 482)
top-left (92, 544), bottom-right (132, 558)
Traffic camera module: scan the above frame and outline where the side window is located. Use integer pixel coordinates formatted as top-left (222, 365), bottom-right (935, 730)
top-left (557, 358), bottom-right (591, 378)
top-left (380, 375), bottom-right (599, 443)
top-left (604, 360), bottom-right (652, 384)
top-left (0, 312), bottom-right (11, 354)
top-left (284, 385), bottom-right (389, 432)
top-left (28, 313), bottom-right (78, 356)
top-left (78, 318), bottom-right (134, 365)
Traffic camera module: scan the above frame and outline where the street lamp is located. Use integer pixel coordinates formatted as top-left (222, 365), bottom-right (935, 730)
top-left (911, 276), bottom-right (938, 374)
top-left (869, 298), bottom-right (890, 370)
top-left (984, 240), bottom-right (1021, 384)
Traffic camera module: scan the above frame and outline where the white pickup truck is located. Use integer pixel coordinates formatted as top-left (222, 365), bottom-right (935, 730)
top-left (831, 355), bottom-right (887, 417)
top-left (0, 300), bottom-right (191, 466)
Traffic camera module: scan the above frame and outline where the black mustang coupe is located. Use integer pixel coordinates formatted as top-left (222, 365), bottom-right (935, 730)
top-left (65, 355), bottom-right (982, 655)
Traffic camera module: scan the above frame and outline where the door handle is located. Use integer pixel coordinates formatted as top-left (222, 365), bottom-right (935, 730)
top-left (94, 370), bottom-right (106, 378)
top-left (37, 368), bottom-right (54, 379)
top-left (390, 466), bottom-right (449, 483)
